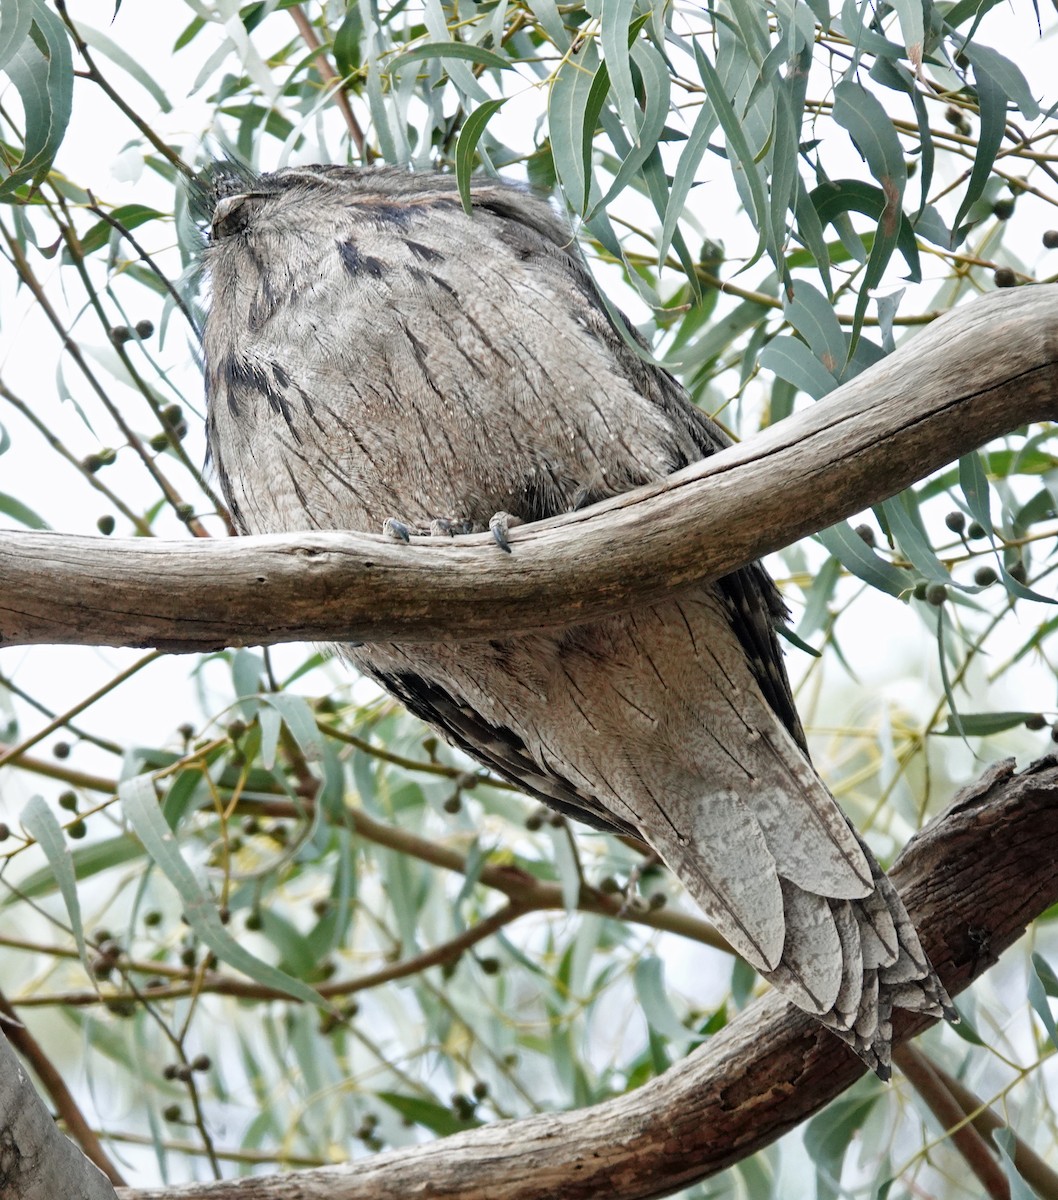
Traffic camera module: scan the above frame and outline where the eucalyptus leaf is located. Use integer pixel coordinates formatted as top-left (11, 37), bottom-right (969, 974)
top-left (121, 774), bottom-right (332, 1010)
top-left (20, 795), bottom-right (90, 971)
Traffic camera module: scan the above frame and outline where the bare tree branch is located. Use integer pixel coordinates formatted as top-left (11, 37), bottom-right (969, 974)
top-left (893, 1044), bottom-right (1010, 1200)
top-left (113, 756), bottom-right (1058, 1199)
top-left (1, 286), bottom-right (1055, 652)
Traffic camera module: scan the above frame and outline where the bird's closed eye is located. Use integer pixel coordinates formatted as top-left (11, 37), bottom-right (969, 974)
top-left (211, 194), bottom-right (258, 240)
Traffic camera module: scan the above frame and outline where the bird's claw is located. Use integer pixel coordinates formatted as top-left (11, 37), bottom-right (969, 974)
top-left (489, 510), bottom-right (520, 553)
top-left (384, 516), bottom-right (475, 542)
top-left (382, 517), bottom-right (412, 543)
top-left (383, 517), bottom-right (413, 543)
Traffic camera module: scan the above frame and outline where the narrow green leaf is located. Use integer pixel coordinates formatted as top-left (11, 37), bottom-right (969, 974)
top-left (961, 43), bottom-right (1039, 120)
top-left (0, 0), bottom-right (32, 73)
top-left (936, 712), bottom-right (1041, 736)
top-left (667, 297), bottom-right (771, 374)
top-left (1000, 566), bottom-right (1057, 607)
top-left (839, 0), bottom-right (903, 61)
top-left (260, 692), bottom-right (323, 763)
top-left (994, 1128), bottom-right (1043, 1200)
top-left (528, 0), bottom-right (571, 50)
top-left (634, 956), bottom-right (694, 1042)
top-left (258, 703), bottom-right (281, 769)
top-left (420, 0), bottom-right (490, 102)
top-left (548, 42), bottom-right (606, 215)
top-left (1028, 954), bottom-right (1058, 1050)
top-left (792, 177), bottom-right (833, 293)
top-left (590, 39), bottom-right (670, 217)
top-left (378, 1091), bottom-right (482, 1136)
top-left (78, 21), bottom-right (172, 112)
top-left (231, 648), bottom-right (263, 706)
top-left (5, 834), bottom-right (144, 902)
top-left (809, 179), bottom-right (920, 279)
top-left (890, 0), bottom-right (924, 66)
top-left (805, 1087), bottom-right (881, 1200)
top-left (0, 1), bottom-right (74, 199)
top-left (759, 335), bottom-right (839, 399)
top-left (362, 3), bottom-right (401, 165)
top-left (776, 623), bottom-right (823, 658)
top-left (767, 84), bottom-right (800, 287)
top-left (172, 14), bottom-right (205, 53)
top-left (121, 775), bottom-right (331, 1009)
top-left (880, 494), bottom-right (949, 584)
top-left (784, 280), bottom-right (846, 375)
top-left (550, 826), bottom-right (581, 912)
top-left (456, 98), bottom-right (507, 214)
top-left (332, 6), bottom-right (363, 78)
top-left (816, 522), bottom-right (910, 597)
top-left (659, 93), bottom-right (717, 261)
top-left (77, 204), bottom-right (166, 258)
top-left (798, 554), bottom-right (842, 640)
top-left (951, 49), bottom-right (1006, 242)
top-left (935, 607), bottom-right (966, 741)
top-left (599, 0), bottom-right (637, 133)
top-left (943, 0), bottom-right (1008, 25)
top-left (832, 80), bottom-right (907, 341)
top-left (388, 40), bottom-right (514, 75)
top-left (959, 451), bottom-right (993, 533)
top-left (693, 39), bottom-right (768, 268)
top-left (0, 490), bottom-right (50, 529)
top-left (1033, 952), bottom-right (1058, 996)
top-left (950, 1003), bottom-right (986, 1045)
top-left (20, 795), bottom-right (89, 970)
top-left (870, 56), bottom-right (934, 218)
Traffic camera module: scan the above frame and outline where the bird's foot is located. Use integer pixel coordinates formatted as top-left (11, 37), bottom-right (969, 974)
top-left (489, 510), bottom-right (522, 553)
top-left (382, 516), bottom-right (474, 542)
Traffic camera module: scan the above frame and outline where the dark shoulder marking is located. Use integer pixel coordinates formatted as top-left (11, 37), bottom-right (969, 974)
top-left (405, 239), bottom-right (444, 262)
top-left (339, 240), bottom-right (386, 279)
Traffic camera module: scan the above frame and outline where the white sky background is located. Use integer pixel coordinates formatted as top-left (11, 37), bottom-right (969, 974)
top-left (0, 2), bottom-right (1057, 1192)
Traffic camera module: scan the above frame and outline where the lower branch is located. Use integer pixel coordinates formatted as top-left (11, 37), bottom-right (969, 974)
top-left (893, 1044), bottom-right (1009, 1200)
top-left (118, 756), bottom-right (1058, 1199)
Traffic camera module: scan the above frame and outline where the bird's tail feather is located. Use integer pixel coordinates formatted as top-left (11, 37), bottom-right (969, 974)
top-left (766, 831), bottom-right (955, 1079)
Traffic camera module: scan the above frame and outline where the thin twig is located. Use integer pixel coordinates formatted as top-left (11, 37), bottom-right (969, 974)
top-left (894, 1043), bottom-right (1010, 1200)
top-left (900, 1046), bottom-right (1058, 1200)
top-left (0, 375), bottom-right (154, 537)
top-left (0, 225), bottom-right (210, 536)
top-left (289, 4), bottom-right (368, 157)
top-left (84, 197), bottom-right (200, 338)
top-left (0, 651), bottom-right (162, 770)
top-left (54, 1), bottom-right (193, 181)
top-left (0, 670), bottom-right (124, 757)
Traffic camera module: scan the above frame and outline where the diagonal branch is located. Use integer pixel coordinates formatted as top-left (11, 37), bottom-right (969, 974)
top-left (0, 286), bottom-right (1056, 652)
top-left (115, 756), bottom-right (1058, 1199)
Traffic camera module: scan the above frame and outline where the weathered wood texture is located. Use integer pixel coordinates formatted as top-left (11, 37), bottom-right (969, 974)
top-left (116, 757), bottom-right (1058, 1200)
top-left (2, 286), bottom-right (1057, 651)
top-left (0, 1027), bottom-right (119, 1200)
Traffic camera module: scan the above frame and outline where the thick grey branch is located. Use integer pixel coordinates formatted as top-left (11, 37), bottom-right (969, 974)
top-left (0, 1024), bottom-right (118, 1200)
top-left (117, 757), bottom-right (1058, 1200)
top-left (0, 286), bottom-right (1056, 651)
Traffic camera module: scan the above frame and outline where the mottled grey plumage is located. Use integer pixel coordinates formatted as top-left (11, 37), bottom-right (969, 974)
top-left (202, 164), bottom-right (953, 1076)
